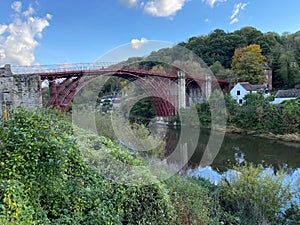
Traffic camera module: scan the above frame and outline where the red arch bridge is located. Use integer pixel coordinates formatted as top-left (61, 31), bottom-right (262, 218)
top-left (11, 62), bottom-right (229, 117)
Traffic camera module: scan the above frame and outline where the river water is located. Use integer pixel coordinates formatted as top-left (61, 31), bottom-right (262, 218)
top-left (165, 126), bottom-right (300, 171)
top-left (164, 126), bottom-right (300, 207)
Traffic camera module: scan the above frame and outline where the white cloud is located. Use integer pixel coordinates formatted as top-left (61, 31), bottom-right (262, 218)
top-left (203, 0), bottom-right (228, 7)
top-left (230, 17), bottom-right (238, 24)
top-left (204, 18), bottom-right (209, 23)
top-left (0, 2), bottom-right (52, 66)
top-left (118, 0), bottom-right (230, 17)
top-left (23, 5), bottom-right (35, 17)
top-left (11, 1), bottom-right (22, 13)
top-left (118, 0), bottom-right (139, 7)
top-left (130, 37), bottom-right (149, 50)
top-left (144, 0), bottom-right (187, 17)
top-left (230, 2), bottom-right (248, 24)
top-left (0, 25), bottom-right (7, 35)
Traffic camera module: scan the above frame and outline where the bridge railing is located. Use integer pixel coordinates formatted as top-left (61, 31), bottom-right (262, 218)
top-left (11, 62), bottom-right (122, 75)
top-left (10, 61), bottom-right (178, 77)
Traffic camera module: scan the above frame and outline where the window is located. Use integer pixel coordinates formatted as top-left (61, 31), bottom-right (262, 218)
top-left (237, 90), bottom-right (240, 95)
top-left (239, 99), bottom-right (243, 104)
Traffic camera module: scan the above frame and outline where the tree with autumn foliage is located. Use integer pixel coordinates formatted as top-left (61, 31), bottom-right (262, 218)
top-left (231, 44), bottom-right (267, 84)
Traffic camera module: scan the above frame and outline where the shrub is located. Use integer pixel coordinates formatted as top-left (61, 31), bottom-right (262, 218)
top-left (0, 180), bottom-right (36, 225)
top-left (165, 175), bottom-right (220, 225)
top-left (218, 163), bottom-right (293, 224)
top-left (0, 108), bottom-right (176, 224)
top-left (76, 128), bottom-right (175, 224)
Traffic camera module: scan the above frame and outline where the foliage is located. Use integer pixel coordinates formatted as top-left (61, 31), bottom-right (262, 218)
top-left (151, 26), bottom-right (300, 89)
top-left (95, 113), bottom-right (117, 140)
top-left (233, 92), bottom-right (281, 132)
top-left (224, 94), bottom-right (239, 124)
top-left (195, 102), bottom-right (211, 127)
top-left (231, 44), bottom-right (267, 84)
top-left (283, 204), bottom-right (300, 224)
top-left (281, 98), bottom-right (300, 134)
top-left (163, 91), bottom-right (300, 135)
top-left (224, 93), bottom-right (300, 134)
top-left (0, 180), bottom-right (36, 225)
top-left (1, 108), bottom-right (299, 224)
top-left (0, 108), bottom-right (176, 224)
top-left (210, 61), bottom-right (227, 78)
top-left (165, 175), bottom-right (220, 225)
top-left (129, 97), bottom-right (156, 125)
top-left (218, 163), bottom-right (293, 224)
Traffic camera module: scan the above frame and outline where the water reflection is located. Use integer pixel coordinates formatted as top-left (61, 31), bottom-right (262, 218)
top-left (185, 165), bottom-right (300, 208)
top-left (165, 126), bottom-right (300, 171)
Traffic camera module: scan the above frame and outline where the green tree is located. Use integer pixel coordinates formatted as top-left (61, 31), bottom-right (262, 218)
top-left (231, 44), bottom-right (267, 84)
top-left (210, 61), bottom-right (227, 78)
top-left (281, 98), bottom-right (300, 133)
top-left (233, 26), bottom-right (263, 45)
top-left (235, 92), bottom-right (281, 132)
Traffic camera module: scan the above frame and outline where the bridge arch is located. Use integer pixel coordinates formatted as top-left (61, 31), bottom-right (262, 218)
top-left (43, 70), bottom-right (180, 117)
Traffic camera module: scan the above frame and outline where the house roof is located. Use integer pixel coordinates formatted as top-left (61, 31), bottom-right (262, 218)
top-left (275, 89), bottom-right (300, 98)
top-left (239, 82), bottom-right (267, 91)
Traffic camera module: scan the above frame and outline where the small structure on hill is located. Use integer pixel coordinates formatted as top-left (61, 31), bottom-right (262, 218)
top-left (230, 82), bottom-right (270, 105)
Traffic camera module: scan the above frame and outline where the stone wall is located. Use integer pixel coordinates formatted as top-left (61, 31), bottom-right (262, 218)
top-left (0, 64), bottom-right (42, 115)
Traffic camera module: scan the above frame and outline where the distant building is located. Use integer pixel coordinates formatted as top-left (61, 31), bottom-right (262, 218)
top-left (98, 94), bottom-right (122, 109)
top-left (230, 82), bottom-right (270, 105)
top-left (272, 88), bottom-right (300, 104)
top-left (264, 66), bottom-right (273, 90)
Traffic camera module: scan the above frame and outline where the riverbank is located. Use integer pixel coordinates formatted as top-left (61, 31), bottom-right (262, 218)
top-left (215, 126), bottom-right (300, 143)
top-left (161, 119), bottom-right (300, 143)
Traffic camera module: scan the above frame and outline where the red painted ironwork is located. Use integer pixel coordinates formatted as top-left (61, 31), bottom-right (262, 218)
top-left (11, 63), bottom-right (229, 117)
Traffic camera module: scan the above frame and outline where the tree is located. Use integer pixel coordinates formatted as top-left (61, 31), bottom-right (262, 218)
top-left (231, 44), bottom-right (267, 84)
top-left (210, 61), bottom-right (226, 78)
top-left (233, 26), bottom-right (263, 45)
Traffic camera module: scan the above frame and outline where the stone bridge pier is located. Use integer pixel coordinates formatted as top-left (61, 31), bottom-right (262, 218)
top-left (0, 64), bottom-right (42, 116)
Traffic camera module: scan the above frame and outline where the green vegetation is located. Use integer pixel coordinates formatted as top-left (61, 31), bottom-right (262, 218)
top-left (168, 93), bottom-right (300, 135)
top-left (219, 163), bottom-right (293, 224)
top-left (225, 93), bottom-right (300, 134)
top-left (0, 108), bottom-right (299, 224)
top-left (179, 27), bottom-right (300, 88)
top-left (231, 44), bottom-right (267, 84)
top-left (133, 27), bottom-right (300, 88)
top-left (0, 109), bottom-right (174, 224)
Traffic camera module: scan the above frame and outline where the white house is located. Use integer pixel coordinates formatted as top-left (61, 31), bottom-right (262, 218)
top-left (230, 82), bottom-right (269, 105)
top-left (272, 89), bottom-right (300, 104)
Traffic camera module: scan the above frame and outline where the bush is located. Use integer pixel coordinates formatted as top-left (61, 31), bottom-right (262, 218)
top-left (0, 108), bottom-right (176, 224)
top-left (218, 163), bottom-right (293, 224)
top-left (165, 175), bottom-right (220, 225)
top-left (76, 128), bottom-right (175, 224)
top-left (0, 180), bottom-right (36, 225)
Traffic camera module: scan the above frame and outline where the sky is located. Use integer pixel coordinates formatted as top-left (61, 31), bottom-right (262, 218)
top-left (0, 0), bottom-right (300, 66)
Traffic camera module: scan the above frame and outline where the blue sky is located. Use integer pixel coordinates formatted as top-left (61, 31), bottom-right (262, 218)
top-left (0, 0), bottom-right (299, 66)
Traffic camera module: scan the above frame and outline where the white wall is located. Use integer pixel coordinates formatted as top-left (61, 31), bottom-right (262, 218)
top-left (272, 97), bottom-right (296, 104)
top-left (230, 83), bottom-right (250, 104)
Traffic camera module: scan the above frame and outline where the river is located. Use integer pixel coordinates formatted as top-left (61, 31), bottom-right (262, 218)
top-left (164, 126), bottom-right (300, 207)
top-left (165, 126), bottom-right (300, 171)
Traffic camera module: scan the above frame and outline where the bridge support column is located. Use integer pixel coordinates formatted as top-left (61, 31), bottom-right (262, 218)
top-left (177, 70), bottom-right (186, 109)
top-left (205, 74), bottom-right (212, 100)
top-left (49, 80), bottom-right (58, 106)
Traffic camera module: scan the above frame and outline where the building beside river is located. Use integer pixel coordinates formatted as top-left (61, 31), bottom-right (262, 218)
top-left (272, 88), bottom-right (300, 104)
top-left (230, 82), bottom-right (270, 105)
